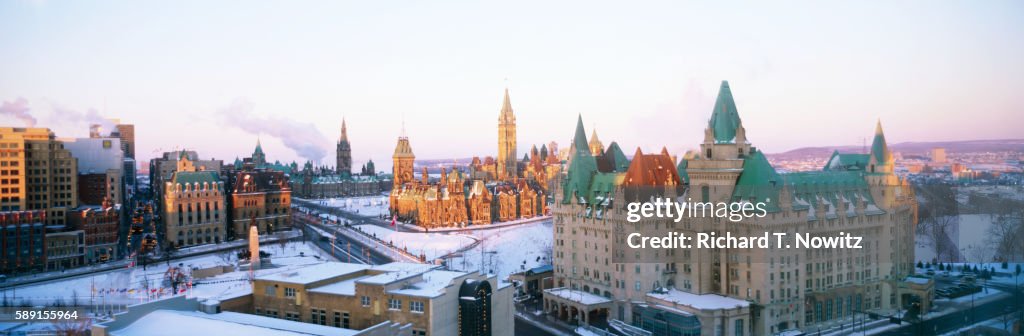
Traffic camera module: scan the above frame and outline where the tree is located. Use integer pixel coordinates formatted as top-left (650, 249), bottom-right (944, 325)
top-left (1002, 261), bottom-right (1009, 269)
top-left (916, 261), bottom-right (923, 269)
top-left (938, 263), bottom-right (945, 271)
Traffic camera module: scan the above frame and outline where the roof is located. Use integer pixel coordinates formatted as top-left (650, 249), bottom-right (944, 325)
top-left (623, 147), bottom-right (680, 187)
top-left (393, 137), bottom-right (415, 159)
top-left (108, 310), bottom-right (357, 336)
top-left (870, 120), bottom-right (891, 165)
top-left (562, 115), bottom-right (599, 204)
top-left (708, 80), bottom-right (742, 143)
top-left (387, 270), bottom-right (466, 298)
top-left (308, 275), bottom-right (371, 296)
top-left (544, 288), bottom-right (611, 306)
top-left (824, 151), bottom-right (870, 171)
top-left (647, 288), bottom-right (750, 310)
top-left (603, 142), bottom-right (630, 172)
top-left (171, 171), bottom-right (220, 185)
top-left (257, 262), bottom-right (370, 285)
top-left (499, 88), bottom-right (515, 124)
top-left (732, 149), bottom-right (782, 211)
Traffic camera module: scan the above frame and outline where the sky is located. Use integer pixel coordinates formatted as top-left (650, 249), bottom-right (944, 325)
top-left (2, 0), bottom-right (1022, 172)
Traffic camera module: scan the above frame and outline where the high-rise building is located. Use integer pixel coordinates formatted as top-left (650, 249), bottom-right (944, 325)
top-left (63, 137), bottom-right (124, 206)
top-left (115, 123), bottom-right (135, 159)
top-left (0, 127), bottom-right (79, 224)
top-left (548, 81), bottom-right (919, 335)
top-left (497, 88), bottom-right (517, 180)
top-left (336, 118), bottom-right (352, 176)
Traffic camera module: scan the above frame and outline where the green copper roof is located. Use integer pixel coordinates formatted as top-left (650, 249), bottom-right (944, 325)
top-left (732, 150), bottom-right (782, 211)
top-left (563, 115), bottom-right (598, 204)
top-left (171, 171), bottom-right (220, 186)
top-left (676, 158), bottom-right (689, 184)
top-left (254, 138), bottom-right (264, 155)
top-left (604, 142), bottom-right (630, 172)
top-left (709, 81), bottom-right (742, 143)
top-left (870, 121), bottom-right (890, 164)
top-left (824, 151), bottom-right (870, 171)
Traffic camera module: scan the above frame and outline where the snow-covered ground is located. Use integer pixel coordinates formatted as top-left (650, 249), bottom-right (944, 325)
top-left (303, 195), bottom-right (390, 217)
top-left (3, 241), bottom-right (333, 306)
top-left (446, 219), bottom-right (553, 280)
top-left (353, 225), bottom-right (477, 260)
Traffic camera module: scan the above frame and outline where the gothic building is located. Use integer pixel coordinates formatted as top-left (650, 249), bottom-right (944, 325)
top-left (497, 88), bottom-right (517, 180)
top-left (548, 81), bottom-right (919, 336)
top-left (291, 119), bottom-right (387, 198)
top-left (389, 88), bottom-right (552, 228)
top-left (336, 118), bottom-right (352, 176)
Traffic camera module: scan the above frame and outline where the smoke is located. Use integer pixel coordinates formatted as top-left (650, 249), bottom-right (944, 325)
top-left (218, 98), bottom-right (329, 162)
top-left (48, 104), bottom-right (115, 132)
top-left (0, 97), bottom-right (37, 127)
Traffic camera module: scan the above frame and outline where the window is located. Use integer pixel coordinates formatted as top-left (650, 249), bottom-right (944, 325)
top-left (734, 319), bottom-right (744, 336)
top-left (411, 301), bottom-right (424, 313)
top-left (334, 312), bottom-right (341, 327)
top-left (361, 296), bottom-right (370, 307)
top-left (412, 330), bottom-right (427, 336)
top-left (264, 286), bottom-right (276, 296)
top-left (634, 281), bottom-right (641, 291)
top-left (388, 298), bottom-right (402, 310)
top-left (284, 287), bottom-right (296, 298)
top-left (342, 312), bottom-right (350, 328)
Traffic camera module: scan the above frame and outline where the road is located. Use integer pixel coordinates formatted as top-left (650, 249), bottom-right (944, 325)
top-left (295, 214), bottom-right (396, 265)
top-left (879, 279), bottom-right (1023, 335)
top-left (515, 317), bottom-right (559, 336)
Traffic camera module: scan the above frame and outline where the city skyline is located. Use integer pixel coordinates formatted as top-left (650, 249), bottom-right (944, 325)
top-left (2, 1), bottom-right (1023, 171)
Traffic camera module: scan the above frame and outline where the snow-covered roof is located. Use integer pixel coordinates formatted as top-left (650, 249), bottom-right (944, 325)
top-left (388, 270), bottom-right (466, 298)
top-left (904, 276), bottom-right (931, 285)
top-left (109, 310), bottom-right (358, 336)
top-left (308, 275), bottom-right (372, 296)
top-left (257, 262), bottom-right (370, 285)
top-left (544, 288), bottom-right (612, 306)
top-left (646, 288), bottom-right (750, 310)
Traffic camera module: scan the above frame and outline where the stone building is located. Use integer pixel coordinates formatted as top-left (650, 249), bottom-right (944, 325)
top-left (248, 262), bottom-right (513, 336)
top-left (229, 168), bottom-right (291, 238)
top-left (389, 89), bottom-right (553, 228)
top-left (548, 81), bottom-right (918, 335)
top-left (0, 127), bottom-right (79, 224)
top-left (497, 88), bottom-right (517, 180)
top-left (337, 118), bottom-right (352, 176)
top-left (162, 154), bottom-right (226, 248)
top-left (150, 150), bottom-right (223, 203)
top-left (44, 226), bottom-right (84, 271)
top-left (68, 199), bottom-right (120, 263)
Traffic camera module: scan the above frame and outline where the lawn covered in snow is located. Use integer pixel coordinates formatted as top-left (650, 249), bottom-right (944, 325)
top-left (308, 195), bottom-right (390, 217)
top-left (448, 219), bottom-right (553, 280)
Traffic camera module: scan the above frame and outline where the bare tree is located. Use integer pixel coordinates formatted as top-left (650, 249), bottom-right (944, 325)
top-left (50, 315), bottom-right (91, 336)
top-left (217, 250), bottom-right (235, 266)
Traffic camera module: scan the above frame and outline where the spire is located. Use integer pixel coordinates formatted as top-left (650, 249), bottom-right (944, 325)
top-left (708, 80), bottom-right (742, 143)
top-left (870, 119), bottom-right (891, 164)
top-left (572, 114), bottom-right (589, 155)
top-left (340, 117), bottom-right (349, 142)
top-left (499, 87), bottom-right (515, 123)
top-left (254, 137), bottom-right (264, 154)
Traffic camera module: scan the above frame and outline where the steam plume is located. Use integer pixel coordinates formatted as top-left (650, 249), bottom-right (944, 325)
top-left (1, 97), bottom-right (37, 127)
top-left (218, 99), bottom-right (329, 162)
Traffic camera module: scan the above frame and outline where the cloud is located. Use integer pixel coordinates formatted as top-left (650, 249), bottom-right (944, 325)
top-left (217, 98), bottom-right (329, 162)
top-left (0, 97), bottom-right (37, 127)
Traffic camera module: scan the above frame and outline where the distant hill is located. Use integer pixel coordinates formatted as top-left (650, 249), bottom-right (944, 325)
top-left (768, 139), bottom-right (1024, 161)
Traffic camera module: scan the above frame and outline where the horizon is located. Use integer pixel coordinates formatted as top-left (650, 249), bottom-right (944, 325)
top-left (2, 1), bottom-right (1022, 172)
